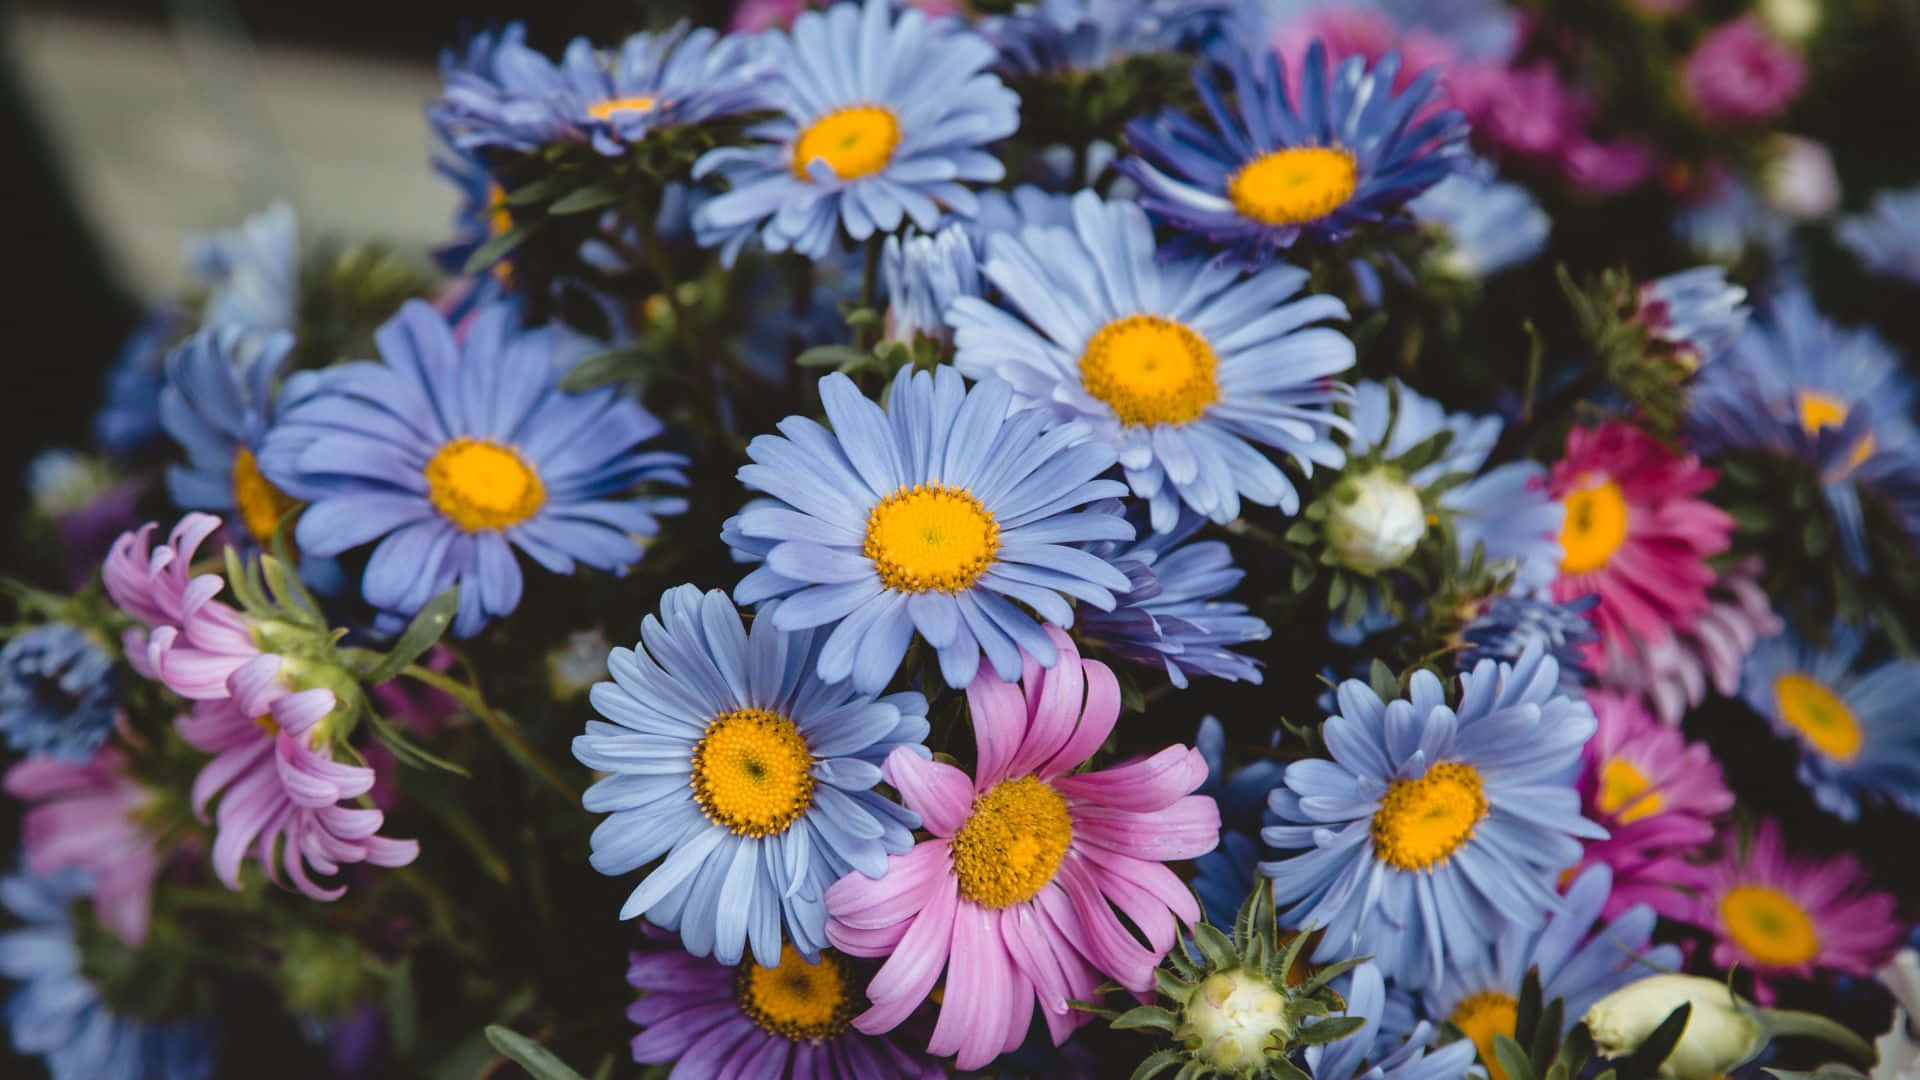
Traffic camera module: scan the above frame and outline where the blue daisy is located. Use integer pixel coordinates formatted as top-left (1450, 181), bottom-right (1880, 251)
top-left (0, 625), bottom-right (118, 763)
top-left (1120, 42), bottom-right (1466, 265)
top-left (433, 22), bottom-right (767, 157)
top-left (723, 365), bottom-right (1133, 693)
top-left (94, 309), bottom-right (186, 455)
top-left (1406, 160), bottom-right (1550, 279)
top-left (981, 0), bottom-right (1234, 76)
top-left (1688, 287), bottom-right (1920, 571)
top-left (948, 190), bottom-right (1356, 531)
top-left (427, 142), bottom-right (515, 313)
top-left (0, 868), bottom-right (217, 1080)
top-left (572, 585), bottom-right (929, 968)
top-left (1191, 716), bottom-right (1283, 928)
top-left (186, 202), bottom-right (298, 334)
top-left (1305, 962), bottom-right (1480, 1080)
top-left (1739, 624), bottom-right (1920, 821)
top-left (1455, 593), bottom-right (1598, 691)
top-left (1260, 644), bottom-right (1604, 989)
top-left (880, 224), bottom-right (979, 342)
top-left (691, 0), bottom-right (1020, 263)
top-left (257, 299), bottom-right (688, 637)
top-left (1074, 505), bottom-right (1269, 687)
top-left (1411, 864), bottom-right (1680, 1076)
top-left (1639, 266), bottom-right (1748, 367)
top-left (1836, 185), bottom-right (1920, 287)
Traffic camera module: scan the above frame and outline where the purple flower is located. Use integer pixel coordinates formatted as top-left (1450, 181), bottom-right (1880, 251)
top-left (5, 748), bottom-right (162, 945)
top-left (1683, 16), bottom-right (1805, 126)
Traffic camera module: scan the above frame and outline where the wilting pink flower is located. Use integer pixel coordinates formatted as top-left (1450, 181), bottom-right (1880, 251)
top-left (1561, 136), bottom-right (1658, 196)
top-left (5, 746), bottom-right (163, 944)
top-left (729, 0), bottom-right (808, 32)
top-left (1550, 423), bottom-right (1734, 668)
top-left (103, 513), bottom-right (258, 700)
top-left (1451, 61), bottom-right (1585, 163)
top-left (1598, 557), bottom-right (1781, 723)
top-left (824, 628), bottom-right (1218, 1070)
top-left (1683, 16), bottom-right (1806, 126)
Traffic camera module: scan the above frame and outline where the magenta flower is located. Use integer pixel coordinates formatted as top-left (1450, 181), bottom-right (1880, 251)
top-left (1596, 557), bottom-right (1780, 723)
top-left (103, 513), bottom-right (258, 701)
top-left (1451, 62), bottom-right (1583, 164)
top-left (1692, 820), bottom-right (1900, 1003)
top-left (1549, 422), bottom-right (1734, 668)
top-left (1683, 16), bottom-right (1806, 126)
top-left (823, 627), bottom-right (1218, 1070)
top-left (4, 746), bottom-right (163, 945)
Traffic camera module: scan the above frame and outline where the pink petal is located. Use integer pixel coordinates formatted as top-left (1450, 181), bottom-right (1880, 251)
top-left (1005, 630), bottom-right (1085, 779)
top-left (882, 748), bottom-right (973, 836)
top-left (1070, 796), bottom-right (1221, 863)
top-left (1036, 656), bottom-right (1120, 780)
top-left (928, 902), bottom-right (1018, 1070)
top-left (826, 841), bottom-right (949, 933)
top-left (1053, 745), bottom-right (1209, 811)
top-left (964, 673), bottom-right (1027, 787)
top-left (853, 871), bottom-right (960, 1035)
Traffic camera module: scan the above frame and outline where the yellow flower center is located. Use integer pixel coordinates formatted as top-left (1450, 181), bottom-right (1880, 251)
top-left (1558, 477), bottom-right (1630, 575)
top-left (1772, 673), bottom-right (1863, 763)
top-left (1452, 991), bottom-right (1520, 1080)
top-left (1227, 147), bottom-right (1359, 227)
top-left (1371, 762), bottom-right (1487, 871)
top-left (1720, 884), bottom-right (1820, 968)
top-left (1597, 757), bottom-right (1665, 825)
top-left (485, 183), bottom-right (515, 285)
top-left (689, 708), bottom-right (815, 838)
top-left (588, 95), bottom-right (660, 120)
top-left (949, 776), bottom-right (1073, 909)
top-left (791, 105), bottom-right (900, 182)
top-left (863, 484), bottom-right (1000, 594)
top-left (735, 945), bottom-right (854, 1042)
top-left (232, 446), bottom-right (302, 547)
top-left (1079, 314), bottom-right (1221, 427)
top-left (424, 437), bottom-right (546, 532)
top-left (1795, 390), bottom-right (1875, 470)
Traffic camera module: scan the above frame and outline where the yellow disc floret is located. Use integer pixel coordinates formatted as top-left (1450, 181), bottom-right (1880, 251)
top-left (1720, 884), bottom-right (1820, 968)
top-left (232, 446), bottom-right (302, 547)
top-left (588, 95), bottom-right (660, 120)
top-left (689, 708), bottom-right (815, 838)
top-left (792, 105), bottom-right (900, 181)
top-left (1795, 390), bottom-right (1875, 471)
top-left (424, 437), bottom-right (546, 532)
top-left (949, 776), bottom-right (1073, 908)
top-left (1559, 477), bottom-right (1630, 575)
top-left (1597, 757), bottom-right (1665, 825)
top-left (863, 484), bottom-right (999, 594)
top-left (1452, 991), bottom-right (1520, 1080)
top-left (1371, 761), bottom-right (1487, 871)
top-left (1227, 147), bottom-right (1359, 227)
top-left (1079, 314), bottom-right (1221, 427)
top-left (1772, 673), bottom-right (1863, 762)
top-left (735, 945), bottom-right (855, 1042)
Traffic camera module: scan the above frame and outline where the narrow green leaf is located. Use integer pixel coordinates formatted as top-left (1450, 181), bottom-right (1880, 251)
top-left (796, 344), bottom-right (872, 369)
top-left (1494, 1033), bottom-right (1536, 1080)
top-left (1129, 1049), bottom-right (1185, 1080)
top-left (385, 955), bottom-right (419, 1055)
top-left (546, 185), bottom-right (620, 214)
top-left (1295, 955), bottom-right (1366, 998)
top-left (362, 588), bottom-right (460, 685)
top-left (504, 174), bottom-right (575, 206)
top-left (1191, 922), bottom-right (1237, 970)
top-left (1531, 997), bottom-right (1564, 1072)
top-left (559, 346), bottom-right (645, 393)
top-left (1294, 1015), bottom-right (1366, 1046)
top-left (483, 1026), bottom-right (588, 1080)
top-left (1515, 967), bottom-right (1543, 1042)
top-left (365, 707), bottom-right (471, 778)
top-left (1618, 1002), bottom-right (1690, 1079)
top-left (464, 224), bottom-right (532, 275)
top-left (1111, 1005), bottom-right (1178, 1032)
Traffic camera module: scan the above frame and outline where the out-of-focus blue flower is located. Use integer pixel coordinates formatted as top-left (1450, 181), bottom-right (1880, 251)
top-left (258, 300), bottom-right (688, 637)
top-left (1639, 266), bottom-right (1748, 367)
top-left (0, 868), bottom-right (217, 1080)
top-left (1739, 624), bottom-right (1920, 821)
top-left (692, 0), bottom-right (1019, 263)
top-left (428, 142), bottom-right (514, 314)
top-left (1836, 185), bottom-right (1920, 286)
top-left (1074, 506), bottom-right (1268, 687)
top-left (723, 365), bottom-right (1133, 693)
top-left (1189, 716), bottom-right (1283, 927)
top-left (94, 310), bottom-right (186, 455)
top-left (1675, 173), bottom-right (1791, 263)
top-left (981, 0), bottom-right (1234, 76)
top-left (1305, 962), bottom-right (1480, 1080)
top-left (1121, 42), bottom-right (1466, 265)
top-left (159, 327), bottom-right (310, 549)
top-left (949, 191), bottom-right (1356, 531)
top-left (1456, 593), bottom-right (1598, 690)
top-left (1407, 160), bottom-right (1549, 279)
top-left (1261, 645), bottom-right (1602, 989)
top-left (0, 625), bottom-right (117, 762)
top-left (880, 225), bottom-right (979, 342)
top-left (573, 585), bottom-right (928, 967)
top-left (433, 22), bottom-right (767, 156)
top-left (186, 203), bottom-right (298, 334)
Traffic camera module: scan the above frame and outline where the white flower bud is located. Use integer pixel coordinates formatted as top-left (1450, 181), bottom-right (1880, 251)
top-left (1762, 136), bottom-right (1839, 222)
top-left (1585, 974), bottom-right (1767, 1080)
top-left (1759, 0), bottom-right (1820, 45)
top-left (1180, 970), bottom-right (1292, 1071)
top-left (1326, 468), bottom-right (1428, 574)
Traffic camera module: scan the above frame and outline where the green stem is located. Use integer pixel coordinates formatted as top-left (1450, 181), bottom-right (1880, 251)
top-left (401, 664), bottom-right (582, 807)
top-left (1757, 1008), bottom-right (1876, 1067)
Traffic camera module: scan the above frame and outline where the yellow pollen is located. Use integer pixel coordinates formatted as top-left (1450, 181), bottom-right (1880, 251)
top-left (1371, 762), bottom-right (1487, 871)
top-left (1452, 991), bottom-right (1520, 1080)
top-left (735, 945), bottom-right (854, 1042)
top-left (863, 484), bottom-right (1000, 594)
top-left (588, 94), bottom-right (660, 120)
top-left (1079, 314), bottom-right (1221, 427)
top-left (1558, 477), bottom-right (1629, 575)
top-left (791, 105), bottom-right (900, 182)
top-left (689, 708), bottom-right (815, 838)
top-left (1597, 757), bottom-right (1665, 825)
top-left (232, 447), bottom-right (301, 547)
top-left (424, 437), bottom-right (546, 532)
top-left (1772, 673), bottom-right (1863, 763)
top-left (949, 776), bottom-right (1073, 909)
top-left (484, 184), bottom-right (516, 286)
top-left (1720, 884), bottom-right (1820, 968)
top-left (1796, 390), bottom-right (1875, 470)
top-left (1227, 147), bottom-right (1359, 226)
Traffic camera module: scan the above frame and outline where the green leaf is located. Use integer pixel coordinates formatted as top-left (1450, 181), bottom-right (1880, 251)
top-left (1191, 922), bottom-right (1237, 971)
top-left (463, 224), bottom-right (532, 275)
top-left (546, 185), bottom-right (621, 214)
top-left (1111, 1005), bottom-right (1178, 1032)
top-left (1531, 997), bottom-right (1564, 1074)
top-left (1295, 1015), bottom-right (1367, 1046)
top-left (1618, 1003), bottom-right (1690, 1080)
top-left (1294, 955), bottom-right (1366, 998)
top-left (361, 588), bottom-right (460, 685)
top-left (559, 346), bottom-right (646, 392)
top-left (1153, 967), bottom-right (1195, 1005)
top-left (796, 344), bottom-right (873, 370)
top-left (406, 770), bottom-right (510, 884)
top-left (364, 706), bottom-right (471, 779)
top-left (503, 174), bottom-right (576, 206)
top-left (1129, 1049), bottom-right (1186, 1080)
top-left (222, 545), bottom-right (270, 616)
top-left (385, 955), bottom-right (418, 1056)
top-left (260, 554), bottom-right (321, 628)
top-left (483, 1026), bottom-right (588, 1080)
top-left (1762, 1070), bottom-right (1870, 1079)
top-left (1494, 1033), bottom-right (1536, 1080)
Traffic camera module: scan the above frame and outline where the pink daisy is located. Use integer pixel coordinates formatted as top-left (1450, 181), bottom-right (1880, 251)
top-left (4, 745), bottom-right (165, 945)
top-left (102, 512), bottom-right (259, 701)
top-left (1568, 691), bottom-right (1730, 921)
top-left (1597, 556), bottom-right (1781, 723)
top-left (823, 627), bottom-right (1219, 1071)
top-left (1549, 422), bottom-right (1734, 668)
top-left (1692, 819), bottom-right (1900, 1003)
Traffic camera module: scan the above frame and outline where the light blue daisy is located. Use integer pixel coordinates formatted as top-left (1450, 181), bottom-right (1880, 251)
top-left (1406, 160), bottom-right (1550, 279)
top-left (186, 202), bottom-right (298, 334)
top-left (948, 190), bottom-right (1356, 531)
top-left (571, 585), bottom-right (929, 968)
top-left (1836, 185), bottom-right (1920, 286)
top-left (1638, 266), bottom-right (1748, 367)
top-left (1305, 961), bottom-right (1480, 1080)
top-left (691, 0), bottom-right (1020, 263)
top-left (0, 625), bottom-right (118, 763)
top-left (1455, 593), bottom-right (1598, 691)
top-left (981, 0), bottom-right (1234, 76)
top-left (1739, 624), bottom-right (1920, 821)
top-left (0, 868), bottom-right (217, 1080)
top-left (723, 365), bottom-right (1134, 693)
top-left (1261, 644), bottom-right (1604, 989)
top-left (878, 185), bottom-right (1081, 341)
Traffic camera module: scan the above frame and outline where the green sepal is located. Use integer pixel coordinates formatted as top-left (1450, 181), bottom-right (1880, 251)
top-left (483, 1025), bottom-right (588, 1080)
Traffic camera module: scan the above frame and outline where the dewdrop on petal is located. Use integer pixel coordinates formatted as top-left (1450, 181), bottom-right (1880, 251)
top-left (1326, 468), bottom-right (1428, 574)
top-left (1585, 975), bottom-right (1766, 1079)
